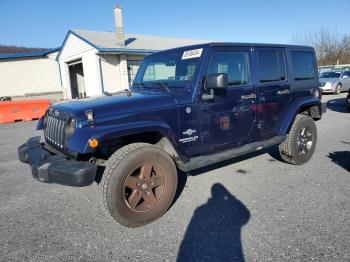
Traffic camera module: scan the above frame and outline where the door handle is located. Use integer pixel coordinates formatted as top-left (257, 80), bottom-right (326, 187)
top-left (241, 93), bottom-right (257, 100)
top-left (277, 89), bottom-right (290, 95)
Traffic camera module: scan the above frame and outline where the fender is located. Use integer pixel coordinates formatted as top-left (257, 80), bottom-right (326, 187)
top-left (66, 119), bottom-right (186, 158)
top-left (277, 95), bottom-right (321, 135)
top-left (36, 116), bottom-right (45, 130)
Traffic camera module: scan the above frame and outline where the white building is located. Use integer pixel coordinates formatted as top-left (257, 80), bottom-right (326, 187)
top-left (0, 5), bottom-right (207, 99)
top-left (0, 49), bottom-right (61, 97)
top-left (58, 5), bottom-right (208, 99)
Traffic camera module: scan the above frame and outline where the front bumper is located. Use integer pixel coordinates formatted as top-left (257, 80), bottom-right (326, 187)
top-left (18, 138), bottom-right (97, 187)
top-left (320, 87), bottom-right (335, 93)
top-left (320, 83), bottom-right (336, 93)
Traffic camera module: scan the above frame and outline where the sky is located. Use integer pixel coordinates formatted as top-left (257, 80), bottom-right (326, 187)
top-left (0, 0), bottom-right (349, 48)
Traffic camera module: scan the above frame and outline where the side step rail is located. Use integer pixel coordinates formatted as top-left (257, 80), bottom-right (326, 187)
top-left (177, 135), bottom-right (286, 172)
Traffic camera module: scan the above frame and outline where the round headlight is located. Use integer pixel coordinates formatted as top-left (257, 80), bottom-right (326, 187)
top-left (64, 117), bottom-right (76, 138)
top-left (313, 88), bottom-right (320, 98)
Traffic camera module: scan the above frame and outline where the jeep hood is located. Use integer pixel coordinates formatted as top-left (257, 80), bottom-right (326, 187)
top-left (54, 90), bottom-right (178, 119)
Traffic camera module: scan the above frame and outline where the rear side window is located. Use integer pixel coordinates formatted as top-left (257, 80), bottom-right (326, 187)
top-left (208, 52), bottom-right (250, 86)
top-left (257, 51), bottom-right (286, 83)
top-left (291, 51), bottom-right (316, 80)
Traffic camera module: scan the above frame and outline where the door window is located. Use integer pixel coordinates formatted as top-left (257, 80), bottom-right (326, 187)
top-left (208, 52), bottom-right (250, 86)
top-left (257, 50), bottom-right (286, 83)
top-left (291, 51), bottom-right (316, 80)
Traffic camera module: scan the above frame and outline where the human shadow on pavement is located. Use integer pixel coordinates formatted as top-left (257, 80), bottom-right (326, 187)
top-left (326, 97), bottom-right (350, 113)
top-left (328, 151), bottom-right (350, 172)
top-left (177, 183), bottom-right (250, 262)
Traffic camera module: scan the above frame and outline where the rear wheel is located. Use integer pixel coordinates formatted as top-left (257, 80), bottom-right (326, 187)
top-left (101, 143), bottom-right (178, 227)
top-left (278, 114), bottom-right (317, 165)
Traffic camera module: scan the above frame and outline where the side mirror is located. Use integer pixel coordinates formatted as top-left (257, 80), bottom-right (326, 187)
top-left (205, 73), bottom-right (228, 90)
top-left (342, 75), bottom-right (348, 79)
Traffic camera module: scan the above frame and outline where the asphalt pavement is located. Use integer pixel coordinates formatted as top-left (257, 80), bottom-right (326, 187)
top-left (0, 93), bottom-right (349, 262)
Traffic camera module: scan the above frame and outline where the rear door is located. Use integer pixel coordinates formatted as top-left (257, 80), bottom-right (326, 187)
top-left (254, 48), bottom-right (291, 140)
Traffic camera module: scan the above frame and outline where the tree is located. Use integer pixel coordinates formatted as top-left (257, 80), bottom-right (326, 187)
top-left (291, 27), bottom-right (350, 66)
top-left (0, 45), bottom-right (49, 54)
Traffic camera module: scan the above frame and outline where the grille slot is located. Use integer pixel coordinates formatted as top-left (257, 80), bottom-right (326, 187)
top-left (44, 112), bottom-right (66, 149)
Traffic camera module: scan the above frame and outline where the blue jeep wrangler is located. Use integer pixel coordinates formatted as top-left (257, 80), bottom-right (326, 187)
top-left (19, 43), bottom-right (326, 227)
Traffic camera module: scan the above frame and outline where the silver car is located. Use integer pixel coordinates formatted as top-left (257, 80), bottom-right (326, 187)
top-left (319, 71), bottom-right (350, 94)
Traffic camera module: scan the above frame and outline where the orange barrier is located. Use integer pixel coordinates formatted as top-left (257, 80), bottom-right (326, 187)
top-left (0, 100), bottom-right (50, 124)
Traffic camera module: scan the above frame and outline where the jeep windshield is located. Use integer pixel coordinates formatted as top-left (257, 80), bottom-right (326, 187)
top-left (132, 47), bottom-right (203, 88)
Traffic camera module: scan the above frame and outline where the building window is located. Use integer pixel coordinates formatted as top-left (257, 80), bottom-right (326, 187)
top-left (127, 60), bottom-right (142, 85)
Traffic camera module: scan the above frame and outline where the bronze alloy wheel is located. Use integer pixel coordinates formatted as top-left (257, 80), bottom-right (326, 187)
top-left (123, 162), bottom-right (165, 212)
top-left (101, 143), bottom-right (178, 227)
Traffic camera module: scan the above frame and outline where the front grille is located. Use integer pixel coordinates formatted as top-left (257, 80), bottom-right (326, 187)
top-left (44, 112), bottom-right (66, 149)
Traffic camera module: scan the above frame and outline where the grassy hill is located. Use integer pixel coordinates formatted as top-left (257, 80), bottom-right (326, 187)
top-left (0, 45), bottom-right (49, 54)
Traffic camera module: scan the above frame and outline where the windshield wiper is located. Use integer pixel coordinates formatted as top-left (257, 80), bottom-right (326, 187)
top-left (132, 82), bottom-right (145, 90)
top-left (153, 81), bottom-right (172, 94)
top-left (133, 82), bottom-right (145, 86)
top-left (153, 82), bottom-right (178, 103)
top-left (133, 81), bottom-right (175, 98)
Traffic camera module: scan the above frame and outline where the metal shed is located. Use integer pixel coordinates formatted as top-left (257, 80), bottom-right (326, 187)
top-left (0, 48), bottom-right (62, 97)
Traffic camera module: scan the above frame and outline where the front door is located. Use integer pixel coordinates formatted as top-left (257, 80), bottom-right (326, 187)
top-left (199, 47), bottom-right (257, 153)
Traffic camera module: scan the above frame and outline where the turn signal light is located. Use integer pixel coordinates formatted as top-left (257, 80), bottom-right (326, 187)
top-left (89, 138), bottom-right (99, 148)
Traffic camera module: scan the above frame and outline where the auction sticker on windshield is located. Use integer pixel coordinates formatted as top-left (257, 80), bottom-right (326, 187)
top-left (182, 48), bottom-right (203, 60)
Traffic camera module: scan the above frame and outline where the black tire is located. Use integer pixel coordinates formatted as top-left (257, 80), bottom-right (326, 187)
top-left (278, 114), bottom-right (317, 165)
top-left (0, 96), bottom-right (11, 101)
top-left (101, 143), bottom-right (178, 227)
top-left (334, 84), bottom-right (342, 94)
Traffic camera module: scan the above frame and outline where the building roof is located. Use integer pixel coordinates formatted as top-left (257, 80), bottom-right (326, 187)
top-left (69, 29), bottom-right (210, 53)
top-left (0, 48), bottom-right (60, 60)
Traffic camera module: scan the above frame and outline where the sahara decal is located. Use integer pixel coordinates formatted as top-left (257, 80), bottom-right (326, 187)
top-left (179, 129), bottom-right (198, 143)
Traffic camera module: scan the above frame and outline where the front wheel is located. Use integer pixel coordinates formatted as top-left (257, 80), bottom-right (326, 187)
top-left (334, 84), bottom-right (342, 94)
top-left (278, 114), bottom-right (317, 165)
top-left (101, 143), bottom-right (178, 227)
